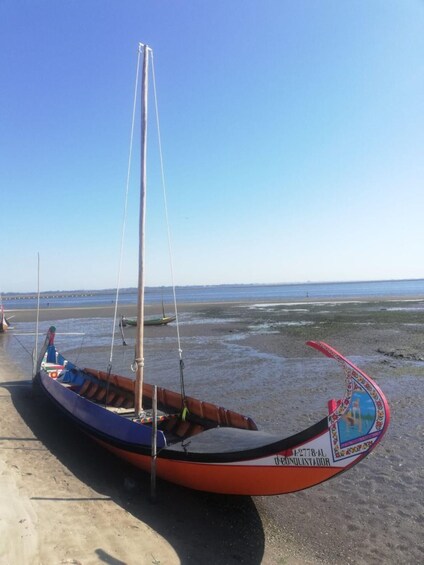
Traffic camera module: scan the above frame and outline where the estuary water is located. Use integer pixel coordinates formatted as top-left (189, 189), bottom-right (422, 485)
top-left (3, 278), bottom-right (424, 310)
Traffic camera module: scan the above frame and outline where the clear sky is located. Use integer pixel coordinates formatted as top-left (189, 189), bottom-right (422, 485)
top-left (1, 1), bottom-right (423, 293)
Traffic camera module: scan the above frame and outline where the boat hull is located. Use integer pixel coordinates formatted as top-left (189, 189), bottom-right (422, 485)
top-left (35, 334), bottom-right (390, 496)
top-left (121, 316), bottom-right (176, 327)
top-left (93, 436), bottom-right (342, 495)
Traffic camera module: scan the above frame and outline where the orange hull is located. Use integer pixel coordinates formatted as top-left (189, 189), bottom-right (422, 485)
top-left (93, 437), bottom-right (341, 495)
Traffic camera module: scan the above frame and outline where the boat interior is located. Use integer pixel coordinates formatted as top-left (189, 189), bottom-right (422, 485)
top-left (52, 366), bottom-right (258, 442)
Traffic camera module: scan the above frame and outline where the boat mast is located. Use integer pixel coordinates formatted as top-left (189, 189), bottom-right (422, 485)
top-left (135, 43), bottom-right (149, 416)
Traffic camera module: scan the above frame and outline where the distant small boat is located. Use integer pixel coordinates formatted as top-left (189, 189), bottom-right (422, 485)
top-left (121, 298), bottom-right (176, 327)
top-left (0, 305), bottom-right (11, 333)
top-left (120, 314), bottom-right (176, 327)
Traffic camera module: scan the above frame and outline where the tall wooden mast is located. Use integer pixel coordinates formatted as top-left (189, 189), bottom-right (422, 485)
top-left (135, 43), bottom-right (149, 416)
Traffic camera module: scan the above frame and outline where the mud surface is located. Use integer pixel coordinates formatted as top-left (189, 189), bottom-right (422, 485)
top-left (2, 297), bottom-right (423, 564)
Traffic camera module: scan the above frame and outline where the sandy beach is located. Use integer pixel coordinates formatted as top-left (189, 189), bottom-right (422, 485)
top-left (1, 298), bottom-right (423, 564)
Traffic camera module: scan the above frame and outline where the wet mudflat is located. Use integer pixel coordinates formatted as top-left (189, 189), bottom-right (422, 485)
top-left (3, 297), bottom-right (424, 564)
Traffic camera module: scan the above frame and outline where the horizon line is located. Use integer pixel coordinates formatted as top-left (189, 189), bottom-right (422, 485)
top-left (1, 277), bottom-right (423, 297)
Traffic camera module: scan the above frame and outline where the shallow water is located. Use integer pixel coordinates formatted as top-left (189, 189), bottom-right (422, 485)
top-left (7, 310), bottom-right (345, 434)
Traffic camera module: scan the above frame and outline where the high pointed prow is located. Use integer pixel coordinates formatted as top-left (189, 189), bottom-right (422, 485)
top-left (135, 43), bottom-right (151, 417)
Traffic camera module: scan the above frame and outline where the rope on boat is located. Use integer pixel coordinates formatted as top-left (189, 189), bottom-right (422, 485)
top-left (119, 316), bottom-right (127, 346)
top-left (151, 52), bottom-right (188, 411)
top-left (107, 43), bottom-right (142, 372)
top-left (131, 356), bottom-right (144, 372)
top-left (11, 334), bottom-right (34, 359)
top-left (179, 358), bottom-right (189, 419)
top-left (73, 333), bottom-right (87, 367)
top-left (105, 361), bottom-right (114, 408)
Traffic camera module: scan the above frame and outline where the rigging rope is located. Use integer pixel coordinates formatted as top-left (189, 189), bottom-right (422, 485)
top-left (107, 44), bottom-right (142, 373)
top-left (73, 333), bottom-right (87, 367)
top-left (151, 52), bottom-right (188, 408)
top-left (107, 45), bottom-right (188, 410)
top-left (12, 334), bottom-right (34, 359)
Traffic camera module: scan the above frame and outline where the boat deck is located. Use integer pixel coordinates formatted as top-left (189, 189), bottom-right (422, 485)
top-left (165, 426), bottom-right (282, 455)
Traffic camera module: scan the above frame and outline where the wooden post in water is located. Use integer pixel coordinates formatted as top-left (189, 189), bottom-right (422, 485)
top-left (33, 252), bottom-right (41, 378)
top-left (150, 385), bottom-right (158, 501)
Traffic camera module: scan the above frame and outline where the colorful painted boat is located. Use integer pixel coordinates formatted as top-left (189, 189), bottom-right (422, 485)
top-left (34, 44), bottom-right (390, 495)
top-left (36, 328), bottom-right (390, 495)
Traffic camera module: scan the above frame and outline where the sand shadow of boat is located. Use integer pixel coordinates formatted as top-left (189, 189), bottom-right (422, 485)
top-left (4, 379), bottom-right (266, 564)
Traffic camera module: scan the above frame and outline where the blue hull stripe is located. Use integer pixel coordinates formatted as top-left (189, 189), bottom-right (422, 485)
top-left (39, 370), bottom-right (166, 451)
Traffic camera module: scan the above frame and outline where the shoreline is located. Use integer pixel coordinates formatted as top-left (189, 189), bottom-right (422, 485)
top-left (5, 293), bottom-right (424, 324)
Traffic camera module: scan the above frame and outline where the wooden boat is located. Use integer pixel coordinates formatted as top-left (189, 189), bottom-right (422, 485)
top-left (36, 327), bottom-right (390, 495)
top-left (34, 44), bottom-right (390, 496)
top-left (121, 297), bottom-right (176, 327)
top-left (120, 314), bottom-right (176, 327)
top-left (0, 305), bottom-right (11, 333)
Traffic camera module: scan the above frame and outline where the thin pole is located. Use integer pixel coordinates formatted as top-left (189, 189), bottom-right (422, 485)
top-left (150, 385), bottom-right (158, 501)
top-left (135, 44), bottom-right (149, 416)
top-left (33, 252), bottom-right (41, 378)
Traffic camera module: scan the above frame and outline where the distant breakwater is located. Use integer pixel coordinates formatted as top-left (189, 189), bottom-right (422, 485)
top-left (1, 291), bottom-right (116, 301)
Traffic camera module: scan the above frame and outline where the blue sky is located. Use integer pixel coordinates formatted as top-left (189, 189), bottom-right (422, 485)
top-left (1, 1), bottom-right (423, 293)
